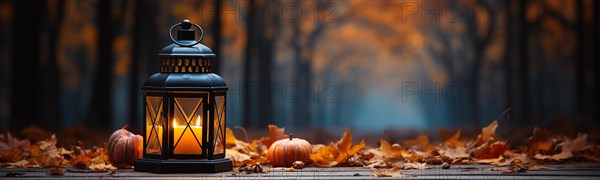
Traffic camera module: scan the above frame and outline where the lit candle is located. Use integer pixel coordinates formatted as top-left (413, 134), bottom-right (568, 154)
top-left (173, 116), bottom-right (203, 154)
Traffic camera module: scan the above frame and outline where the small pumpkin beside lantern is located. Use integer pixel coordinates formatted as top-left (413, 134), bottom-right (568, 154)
top-left (267, 134), bottom-right (312, 167)
top-left (107, 126), bottom-right (143, 168)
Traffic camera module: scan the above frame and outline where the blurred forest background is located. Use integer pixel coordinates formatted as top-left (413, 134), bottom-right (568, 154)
top-left (1, 0), bottom-right (600, 142)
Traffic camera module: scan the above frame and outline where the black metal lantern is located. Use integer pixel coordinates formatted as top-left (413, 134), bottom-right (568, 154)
top-left (134, 19), bottom-right (231, 173)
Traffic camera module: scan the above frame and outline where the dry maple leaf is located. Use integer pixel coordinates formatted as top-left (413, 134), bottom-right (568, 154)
top-left (442, 130), bottom-right (465, 147)
top-left (0, 132), bottom-right (31, 151)
top-left (472, 141), bottom-right (510, 159)
top-left (402, 133), bottom-right (435, 153)
top-left (534, 133), bottom-right (591, 161)
top-left (363, 139), bottom-right (405, 168)
top-left (224, 126), bottom-right (271, 167)
top-left (523, 127), bottom-right (554, 155)
top-left (67, 148), bottom-right (116, 171)
top-left (0, 149), bottom-right (22, 162)
top-left (401, 162), bottom-right (428, 170)
top-left (225, 149), bottom-right (252, 166)
top-left (437, 130), bottom-right (469, 160)
top-left (311, 144), bottom-right (325, 153)
top-left (248, 140), bottom-right (268, 156)
top-left (1, 133), bottom-right (70, 168)
top-left (438, 146), bottom-right (469, 160)
top-left (481, 121), bottom-right (498, 142)
top-left (378, 140), bottom-right (405, 158)
top-left (310, 128), bottom-right (365, 167)
top-left (493, 152), bottom-right (532, 166)
top-left (311, 145), bottom-right (338, 167)
top-left (335, 128), bottom-right (366, 163)
top-left (468, 120), bottom-right (510, 159)
top-left (225, 128), bottom-right (239, 146)
top-left (259, 124), bottom-right (288, 147)
top-left (70, 154), bottom-right (91, 169)
top-left (469, 120), bottom-right (499, 148)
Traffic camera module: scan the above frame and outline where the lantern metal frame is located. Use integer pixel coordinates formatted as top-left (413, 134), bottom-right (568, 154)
top-left (134, 19), bottom-right (232, 173)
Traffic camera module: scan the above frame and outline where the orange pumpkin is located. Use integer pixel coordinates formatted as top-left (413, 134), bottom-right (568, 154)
top-left (108, 126), bottom-right (143, 167)
top-left (267, 135), bottom-right (312, 167)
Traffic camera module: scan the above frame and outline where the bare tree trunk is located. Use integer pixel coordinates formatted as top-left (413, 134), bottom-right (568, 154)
top-left (129, 0), bottom-right (146, 134)
top-left (87, 0), bottom-right (113, 132)
top-left (518, 0), bottom-right (530, 126)
top-left (41, 0), bottom-right (65, 131)
top-left (292, 15), bottom-right (308, 128)
top-left (575, 0), bottom-right (585, 116)
top-left (212, 0), bottom-right (221, 74)
top-left (503, 0), bottom-right (513, 123)
top-left (243, 0), bottom-right (255, 127)
top-left (594, 0), bottom-right (600, 119)
top-left (293, 5), bottom-right (324, 128)
top-left (10, 0), bottom-right (44, 130)
top-left (465, 1), bottom-right (496, 124)
top-left (256, 2), bottom-right (278, 127)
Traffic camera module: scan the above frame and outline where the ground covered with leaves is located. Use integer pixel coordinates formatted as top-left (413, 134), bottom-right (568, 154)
top-left (1, 120), bottom-right (600, 177)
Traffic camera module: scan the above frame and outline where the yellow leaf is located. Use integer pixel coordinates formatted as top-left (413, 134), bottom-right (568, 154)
top-left (225, 128), bottom-right (238, 146)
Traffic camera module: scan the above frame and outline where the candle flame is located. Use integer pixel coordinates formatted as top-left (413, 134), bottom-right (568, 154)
top-left (173, 119), bottom-right (177, 127)
top-left (196, 116), bottom-right (202, 126)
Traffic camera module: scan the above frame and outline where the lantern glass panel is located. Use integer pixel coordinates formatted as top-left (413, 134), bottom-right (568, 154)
top-left (145, 96), bottom-right (164, 155)
top-left (213, 95), bottom-right (225, 154)
top-left (173, 97), bottom-right (204, 155)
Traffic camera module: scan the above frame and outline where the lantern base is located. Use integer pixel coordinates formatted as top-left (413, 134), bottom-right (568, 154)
top-left (134, 158), bottom-right (232, 173)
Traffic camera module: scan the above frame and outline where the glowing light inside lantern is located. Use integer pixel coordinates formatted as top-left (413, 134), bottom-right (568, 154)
top-left (173, 116), bottom-right (203, 154)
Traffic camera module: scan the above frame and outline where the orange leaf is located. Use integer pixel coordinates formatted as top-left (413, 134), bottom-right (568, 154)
top-left (310, 128), bottom-right (365, 167)
top-left (481, 120), bottom-right (498, 141)
top-left (0, 149), bottom-right (22, 162)
top-left (0, 132), bottom-right (31, 150)
top-left (378, 139), bottom-right (404, 158)
top-left (260, 124), bottom-right (288, 148)
top-left (310, 145), bottom-right (338, 167)
top-left (535, 133), bottom-right (591, 161)
top-left (70, 154), bottom-right (91, 169)
top-left (225, 128), bottom-right (239, 146)
top-left (443, 130), bottom-right (465, 147)
top-left (335, 128), bottom-right (365, 164)
top-left (472, 141), bottom-right (509, 159)
top-left (402, 133), bottom-right (435, 152)
top-left (524, 127), bottom-right (554, 155)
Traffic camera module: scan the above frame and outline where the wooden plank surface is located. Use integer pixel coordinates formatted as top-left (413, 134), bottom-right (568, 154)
top-left (1, 164), bottom-right (599, 179)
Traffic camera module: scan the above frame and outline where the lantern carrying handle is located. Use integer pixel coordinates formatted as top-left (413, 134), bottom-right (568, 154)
top-left (169, 20), bottom-right (204, 47)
